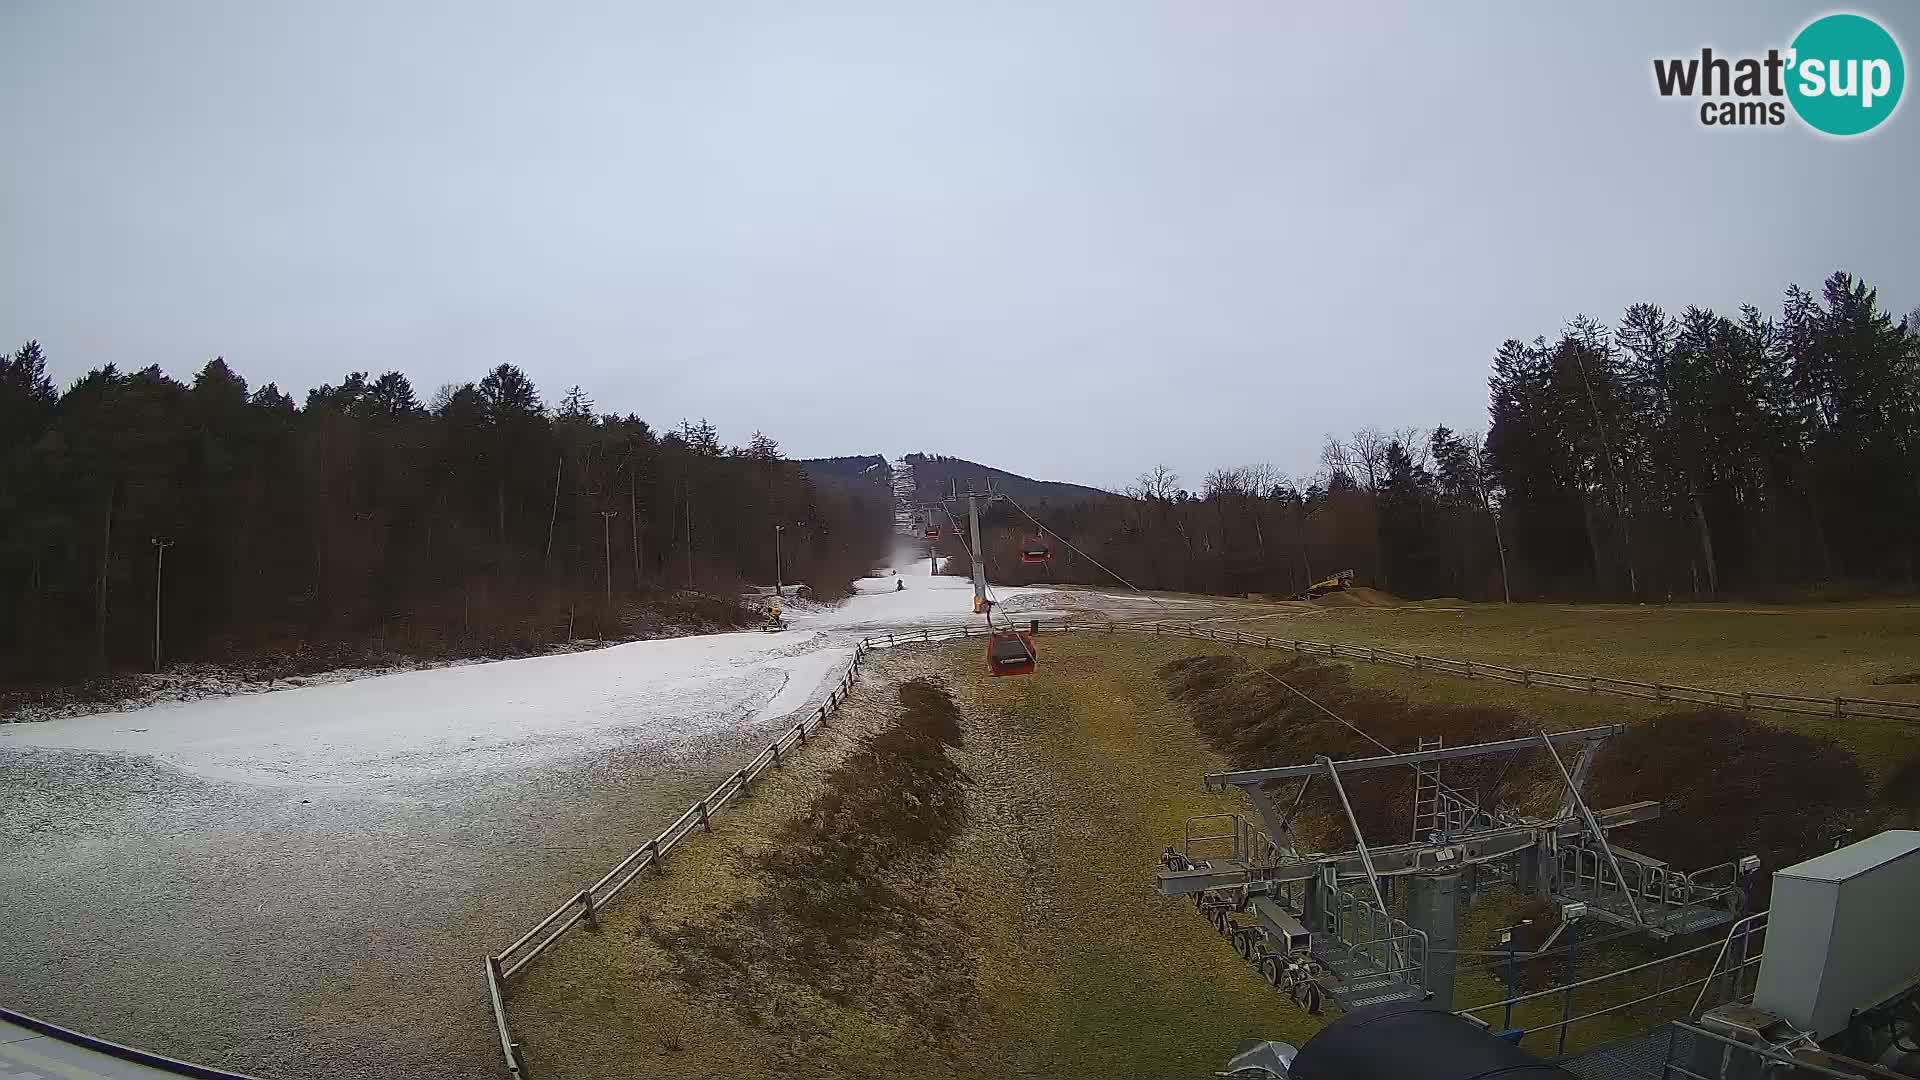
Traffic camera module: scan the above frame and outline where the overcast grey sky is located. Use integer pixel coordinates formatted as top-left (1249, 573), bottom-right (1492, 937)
top-left (3, 2), bottom-right (1915, 490)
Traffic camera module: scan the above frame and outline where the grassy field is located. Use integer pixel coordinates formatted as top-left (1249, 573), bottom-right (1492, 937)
top-left (1215, 599), bottom-right (1920, 778)
top-left (505, 603), bottom-right (1920, 1074)
top-left (506, 638), bottom-right (1314, 1079)
top-left (945, 634), bottom-right (1317, 1073)
top-left (1226, 598), bottom-right (1920, 703)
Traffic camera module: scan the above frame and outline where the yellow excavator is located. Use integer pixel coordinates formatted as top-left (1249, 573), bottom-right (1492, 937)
top-left (1293, 569), bottom-right (1355, 600)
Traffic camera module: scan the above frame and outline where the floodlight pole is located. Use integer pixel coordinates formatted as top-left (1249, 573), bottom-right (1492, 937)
top-left (598, 510), bottom-right (619, 604)
top-left (151, 538), bottom-right (173, 672)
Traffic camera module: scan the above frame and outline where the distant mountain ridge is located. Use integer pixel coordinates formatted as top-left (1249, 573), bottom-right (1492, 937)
top-left (796, 453), bottom-right (1117, 508)
top-left (902, 453), bottom-right (1117, 507)
top-left (794, 454), bottom-right (892, 501)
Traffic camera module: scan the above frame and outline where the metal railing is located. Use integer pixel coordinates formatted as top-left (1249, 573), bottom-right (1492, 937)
top-left (1688, 911), bottom-right (1768, 1019)
top-left (1562, 1019), bottom-right (1873, 1080)
top-left (483, 637), bottom-right (873, 1078)
top-left (1557, 845), bottom-right (1745, 928)
top-left (1184, 813), bottom-right (1282, 866)
top-left (1327, 882), bottom-right (1427, 988)
top-left (476, 615), bottom-right (1910, 1076)
top-left (1458, 912), bottom-right (1768, 1050)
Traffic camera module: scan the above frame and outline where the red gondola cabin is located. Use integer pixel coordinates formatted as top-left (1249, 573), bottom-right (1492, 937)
top-left (986, 629), bottom-right (1036, 676)
top-left (1020, 537), bottom-right (1051, 563)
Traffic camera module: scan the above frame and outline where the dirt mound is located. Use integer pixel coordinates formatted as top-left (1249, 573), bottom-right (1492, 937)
top-left (1878, 754), bottom-right (1920, 810)
top-left (1158, 655), bottom-right (1540, 843)
top-left (1313, 586), bottom-right (1403, 607)
top-left (1403, 596), bottom-right (1470, 609)
top-left (643, 678), bottom-right (974, 1049)
top-left (1160, 657), bottom-right (1877, 881)
top-left (1586, 710), bottom-right (1870, 884)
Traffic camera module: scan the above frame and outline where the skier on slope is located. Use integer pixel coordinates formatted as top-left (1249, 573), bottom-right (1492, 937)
top-left (896, 579), bottom-right (905, 592)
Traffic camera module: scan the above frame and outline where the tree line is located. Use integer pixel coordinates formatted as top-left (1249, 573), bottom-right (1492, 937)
top-left (0, 353), bottom-right (890, 682)
top-left (960, 271), bottom-right (1919, 603)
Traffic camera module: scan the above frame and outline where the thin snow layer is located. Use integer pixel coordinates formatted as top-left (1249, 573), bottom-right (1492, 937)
top-left (1, 545), bottom-right (1062, 790)
top-left (795, 553), bottom-right (1066, 631)
top-left (0, 631), bottom-right (852, 789)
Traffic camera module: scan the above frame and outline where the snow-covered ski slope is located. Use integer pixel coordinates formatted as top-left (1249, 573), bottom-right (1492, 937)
top-left (1, 542), bottom-right (1060, 789)
top-left (0, 542), bottom-right (1075, 1079)
top-left (1, 631), bottom-right (852, 788)
top-left (787, 538), bottom-right (1060, 632)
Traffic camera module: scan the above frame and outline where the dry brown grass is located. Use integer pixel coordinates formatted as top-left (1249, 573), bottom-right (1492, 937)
top-left (506, 610), bottom-right (1920, 1074)
top-left (1248, 599), bottom-right (1920, 704)
top-left (505, 637), bottom-right (1313, 1078)
top-left (636, 676), bottom-right (975, 1056)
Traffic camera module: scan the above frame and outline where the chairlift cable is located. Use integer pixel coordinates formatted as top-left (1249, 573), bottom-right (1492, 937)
top-left (1000, 494), bottom-right (1390, 753)
top-left (999, 493), bottom-right (1184, 623)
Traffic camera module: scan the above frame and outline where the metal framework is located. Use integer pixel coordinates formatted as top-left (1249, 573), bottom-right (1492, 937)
top-left (1160, 727), bottom-right (1754, 1014)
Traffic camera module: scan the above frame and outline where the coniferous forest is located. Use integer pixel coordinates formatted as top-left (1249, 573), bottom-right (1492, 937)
top-left (0, 356), bottom-right (891, 684)
top-left (3, 270), bottom-right (1915, 686)
top-left (961, 272), bottom-right (1920, 603)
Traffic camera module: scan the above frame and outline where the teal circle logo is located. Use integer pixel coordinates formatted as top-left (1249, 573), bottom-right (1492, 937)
top-left (1787, 13), bottom-right (1904, 135)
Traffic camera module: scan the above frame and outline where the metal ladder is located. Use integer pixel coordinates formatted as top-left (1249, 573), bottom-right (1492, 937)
top-left (1411, 736), bottom-right (1443, 841)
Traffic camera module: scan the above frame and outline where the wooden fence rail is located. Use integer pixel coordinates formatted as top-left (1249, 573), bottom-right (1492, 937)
top-left (483, 616), bottom-right (1917, 1077)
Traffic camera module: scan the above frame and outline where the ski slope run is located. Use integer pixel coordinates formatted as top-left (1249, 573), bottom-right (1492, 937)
top-left (0, 551), bottom-right (1074, 1079)
top-left (2, 632), bottom-right (852, 788)
top-left (1, 550), bottom-right (1057, 789)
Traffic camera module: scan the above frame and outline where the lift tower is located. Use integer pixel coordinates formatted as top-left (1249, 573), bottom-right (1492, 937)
top-left (966, 489), bottom-right (989, 614)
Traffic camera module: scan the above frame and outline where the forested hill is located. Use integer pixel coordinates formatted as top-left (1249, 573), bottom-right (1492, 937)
top-left (0, 357), bottom-right (892, 684)
top-left (796, 455), bottom-right (893, 502)
top-left (3, 271), bottom-right (1914, 682)
top-left (904, 453), bottom-right (1120, 507)
top-left (952, 272), bottom-right (1920, 605)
